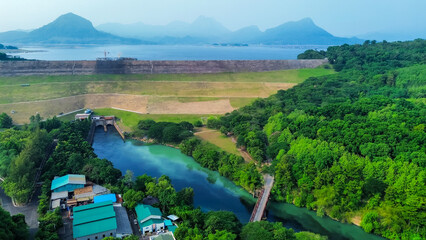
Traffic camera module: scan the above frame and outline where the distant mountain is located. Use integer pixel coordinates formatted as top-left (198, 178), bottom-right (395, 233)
top-left (98, 17), bottom-right (361, 45)
top-left (97, 16), bottom-right (230, 42)
top-left (228, 26), bottom-right (263, 43)
top-left (0, 13), bottom-right (362, 45)
top-left (258, 18), bottom-right (360, 45)
top-left (0, 13), bottom-right (142, 44)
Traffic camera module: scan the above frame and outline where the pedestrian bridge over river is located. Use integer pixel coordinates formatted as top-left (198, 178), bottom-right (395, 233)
top-left (250, 175), bottom-right (274, 222)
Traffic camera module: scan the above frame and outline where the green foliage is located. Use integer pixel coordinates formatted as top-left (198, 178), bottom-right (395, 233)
top-left (212, 39), bottom-right (426, 239)
top-left (35, 209), bottom-right (63, 240)
top-left (123, 189), bottom-right (144, 209)
top-left (3, 129), bottom-right (51, 203)
top-left (180, 138), bottom-right (262, 192)
top-left (208, 230), bottom-right (237, 240)
top-left (361, 211), bottom-right (380, 233)
top-left (194, 120), bottom-right (203, 127)
top-left (295, 231), bottom-right (328, 240)
top-left (0, 207), bottom-right (29, 240)
top-left (135, 120), bottom-right (194, 143)
top-left (0, 113), bottom-right (13, 128)
top-left (42, 120), bottom-right (122, 185)
top-left (204, 211), bottom-right (242, 235)
top-left (297, 49), bottom-right (327, 59)
top-left (327, 39), bottom-right (425, 72)
top-left (241, 221), bottom-right (297, 240)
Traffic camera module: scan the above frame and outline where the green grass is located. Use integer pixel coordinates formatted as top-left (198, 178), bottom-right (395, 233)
top-left (0, 68), bottom-right (335, 104)
top-left (93, 108), bottom-right (221, 131)
top-left (177, 97), bottom-right (222, 103)
top-left (0, 68), bottom-right (335, 86)
top-left (229, 98), bottom-right (257, 108)
top-left (57, 109), bottom-right (85, 122)
top-left (195, 128), bottom-right (240, 155)
top-left (0, 68), bottom-right (335, 124)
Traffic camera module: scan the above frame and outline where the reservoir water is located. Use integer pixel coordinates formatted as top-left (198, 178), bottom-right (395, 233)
top-left (13, 44), bottom-right (325, 61)
top-left (93, 127), bottom-right (383, 240)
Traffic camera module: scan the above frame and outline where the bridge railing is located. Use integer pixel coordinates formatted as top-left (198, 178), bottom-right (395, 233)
top-left (249, 188), bottom-right (265, 222)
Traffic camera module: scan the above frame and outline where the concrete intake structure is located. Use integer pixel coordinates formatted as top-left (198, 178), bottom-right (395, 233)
top-left (86, 116), bottom-right (125, 144)
top-left (0, 59), bottom-right (328, 76)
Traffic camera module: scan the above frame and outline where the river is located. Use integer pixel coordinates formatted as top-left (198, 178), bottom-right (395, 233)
top-left (12, 44), bottom-right (326, 61)
top-left (92, 127), bottom-right (384, 240)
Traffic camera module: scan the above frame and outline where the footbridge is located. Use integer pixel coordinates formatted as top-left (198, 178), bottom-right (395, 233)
top-left (250, 174), bottom-right (274, 222)
top-left (86, 115), bottom-right (125, 144)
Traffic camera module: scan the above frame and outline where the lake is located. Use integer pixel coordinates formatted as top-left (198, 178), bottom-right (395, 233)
top-left (92, 127), bottom-right (384, 240)
top-left (12, 44), bottom-right (326, 61)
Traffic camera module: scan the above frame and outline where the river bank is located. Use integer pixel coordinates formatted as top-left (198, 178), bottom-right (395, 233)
top-left (94, 126), bottom-right (384, 240)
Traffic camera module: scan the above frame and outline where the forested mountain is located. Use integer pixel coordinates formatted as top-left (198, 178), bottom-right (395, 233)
top-left (208, 39), bottom-right (426, 240)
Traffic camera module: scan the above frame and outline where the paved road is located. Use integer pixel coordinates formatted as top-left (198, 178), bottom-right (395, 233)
top-left (0, 187), bottom-right (40, 239)
top-left (253, 175), bottom-right (274, 222)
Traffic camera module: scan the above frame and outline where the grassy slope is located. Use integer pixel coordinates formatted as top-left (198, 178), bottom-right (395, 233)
top-left (195, 128), bottom-right (240, 155)
top-left (92, 108), bottom-right (219, 131)
top-left (0, 68), bottom-right (334, 104)
top-left (0, 68), bottom-right (334, 85)
top-left (1, 67), bottom-right (335, 125)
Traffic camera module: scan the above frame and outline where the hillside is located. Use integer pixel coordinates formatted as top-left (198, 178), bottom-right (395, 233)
top-left (0, 13), bottom-right (142, 44)
top-left (207, 39), bottom-right (426, 240)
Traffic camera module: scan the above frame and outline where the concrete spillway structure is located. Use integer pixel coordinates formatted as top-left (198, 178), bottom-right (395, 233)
top-left (0, 59), bottom-right (328, 76)
top-left (86, 116), bottom-right (125, 145)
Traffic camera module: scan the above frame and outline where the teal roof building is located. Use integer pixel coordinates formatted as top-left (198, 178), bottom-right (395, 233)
top-left (135, 204), bottom-right (165, 235)
top-left (51, 174), bottom-right (86, 193)
top-left (73, 201), bottom-right (117, 240)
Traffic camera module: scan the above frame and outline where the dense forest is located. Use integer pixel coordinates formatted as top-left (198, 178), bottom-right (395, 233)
top-left (0, 114), bottom-right (317, 239)
top-left (208, 39), bottom-right (425, 240)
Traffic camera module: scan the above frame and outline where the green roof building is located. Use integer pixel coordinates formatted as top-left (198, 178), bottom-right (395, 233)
top-left (135, 204), bottom-right (165, 235)
top-left (73, 201), bottom-right (117, 240)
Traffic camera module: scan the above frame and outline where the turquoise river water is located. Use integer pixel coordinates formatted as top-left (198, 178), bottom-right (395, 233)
top-left (92, 127), bottom-right (384, 240)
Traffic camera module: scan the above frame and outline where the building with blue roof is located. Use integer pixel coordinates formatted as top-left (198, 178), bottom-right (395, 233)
top-left (94, 194), bottom-right (117, 204)
top-left (51, 174), bottom-right (86, 193)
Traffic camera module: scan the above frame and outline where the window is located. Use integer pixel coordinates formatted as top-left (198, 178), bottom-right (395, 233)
top-left (110, 233), bottom-right (113, 236)
top-left (95, 237), bottom-right (98, 240)
top-left (102, 235), bottom-right (105, 238)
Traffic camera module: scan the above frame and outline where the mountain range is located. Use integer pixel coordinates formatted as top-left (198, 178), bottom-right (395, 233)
top-left (0, 13), bottom-right (142, 44)
top-left (0, 13), bottom-right (362, 45)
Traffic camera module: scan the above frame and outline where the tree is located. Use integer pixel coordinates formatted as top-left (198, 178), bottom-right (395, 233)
top-left (0, 113), bottom-right (13, 128)
top-left (240, 221), bottom-right (274, 240)
top-left (0, 207), bottom-right (29, 240)
top-left (361, 211), bottom-right (380, 233)
top-left (204, 211), bottom-right (242, 235)
top-left (137, 119), bottom-right (156, 130)
top-left (208, 230), bottom-right (237, 240)
top-left (134, 174), bottom-right (155, 192)
top-left (123, 189), bottom-right (144, 209)
top-left (177, 187), bottom-right (194, 206)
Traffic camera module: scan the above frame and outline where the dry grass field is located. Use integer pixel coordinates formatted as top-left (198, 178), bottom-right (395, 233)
top-left (0, 67), bottom-right (334, 124)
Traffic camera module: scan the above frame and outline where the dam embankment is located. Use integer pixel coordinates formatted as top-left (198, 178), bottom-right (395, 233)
top-left (0, 59), bottom-right (327, 76)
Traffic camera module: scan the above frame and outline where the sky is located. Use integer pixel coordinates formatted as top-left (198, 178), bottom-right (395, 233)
top-left (1, 0), bottom-right (425, 37)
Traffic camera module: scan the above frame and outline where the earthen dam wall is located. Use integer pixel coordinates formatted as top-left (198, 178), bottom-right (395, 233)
top-left (0, 59), bottom-right (327, 76)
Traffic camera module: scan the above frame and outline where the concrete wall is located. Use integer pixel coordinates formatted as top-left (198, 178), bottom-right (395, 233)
top-left (0, 59), bottom-right (327, 76)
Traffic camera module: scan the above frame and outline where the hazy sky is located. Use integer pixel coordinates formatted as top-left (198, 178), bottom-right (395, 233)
top-left (1, 0), bottom-right (425, 36)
